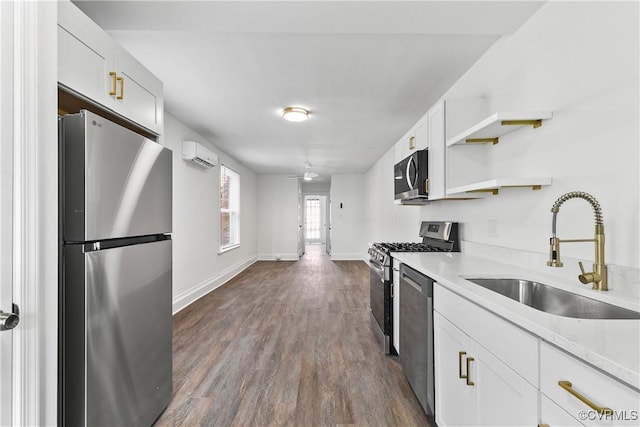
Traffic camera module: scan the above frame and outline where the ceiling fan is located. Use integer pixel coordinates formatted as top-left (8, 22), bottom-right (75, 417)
top-left (285, 163), bottom-right (321, 181)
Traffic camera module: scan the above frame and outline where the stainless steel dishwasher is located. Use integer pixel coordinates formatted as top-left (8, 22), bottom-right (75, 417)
top-left (399, 263), bottom-right (435, 422)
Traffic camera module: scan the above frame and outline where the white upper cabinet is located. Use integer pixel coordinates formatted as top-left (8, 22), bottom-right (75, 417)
top-left (394, 116), bottom-right (428, 163)
top-left (57, 4), bottom-right (113, 109)
top-left (57, 1), bottom-right (163, 135)
top-left (426, 100), bottom-right (446, 200)
top-left (394, 130), bottom-right (408, 163)
top-left (413, 119), bottom-right (428, 152)
top-left (425, 99), bottom-right (484, 201)
top-left (112, 48), bottom-right (163, 134)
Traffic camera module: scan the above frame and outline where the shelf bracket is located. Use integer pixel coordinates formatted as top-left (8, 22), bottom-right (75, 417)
top-left (466, 138), bottom-right (499, 145)
top-left (468, 188), bottom-right (499, 195)
top-left (503, 185), bottom-right (543, 190)
top-left (501, 119), bottom-right (543, 129)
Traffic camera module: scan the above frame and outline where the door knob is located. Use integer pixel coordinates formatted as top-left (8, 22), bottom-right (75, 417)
top-left (1, 304), bottom-right (20, 331)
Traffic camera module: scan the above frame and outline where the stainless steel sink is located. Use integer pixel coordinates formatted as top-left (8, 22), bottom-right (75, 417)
top-left (466, 278), bottom-right (640, 319)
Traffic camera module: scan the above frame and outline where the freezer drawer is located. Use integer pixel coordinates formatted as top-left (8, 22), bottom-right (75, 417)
top-left (62, 238), bottom-right (172, 427)
top-left (61, 110), bottom-right (172, 242)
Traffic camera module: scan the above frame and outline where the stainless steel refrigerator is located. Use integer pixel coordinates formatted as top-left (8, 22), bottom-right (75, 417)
top-left (60, 110), bottom-right (172, 426)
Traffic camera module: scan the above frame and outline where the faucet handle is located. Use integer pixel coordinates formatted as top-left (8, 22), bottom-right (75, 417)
top-left (578, 261), bottom-right (586, 275)
top-left (578, 261), bottom-right (600, 285)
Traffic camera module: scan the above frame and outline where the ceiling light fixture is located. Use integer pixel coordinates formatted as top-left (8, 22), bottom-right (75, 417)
top-left (282, 107), bottom-right (309, 122)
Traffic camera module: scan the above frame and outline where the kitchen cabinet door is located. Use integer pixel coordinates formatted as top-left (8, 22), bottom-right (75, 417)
top-left (413, 119), bottom-right (428, 152)
top-left (540, 394), bottom-right (586, 427)
top-left (541, 342), bottom-right (640, 427)
top-left (58, 2), bottom-right (114, 109)
top-left (113, 47), bottom-right (164, 134)
top-left (472, 339), bottom-right (538, 426)
top-left (434, 312), bottom-right (476, 427)
top-left (427, 100), bottom-right (446, 200)
top-left (398, 128), bottom-right (412, 162)
top-left (57, 1), bottom-right (163, 135)
top-left (435, 301), bottom-right (537, 427)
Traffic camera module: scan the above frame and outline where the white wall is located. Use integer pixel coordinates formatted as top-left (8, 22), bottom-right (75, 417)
top-left (364, 147), bottom-right (422, 246)
top-left (330, 174), bottom-right (367, 259)
top-left (163, 113), bottom-right (258, 312)
top-left (365, 2), bottom-right (639, 293)
top-left (256, 175), bottom-right (300, 260)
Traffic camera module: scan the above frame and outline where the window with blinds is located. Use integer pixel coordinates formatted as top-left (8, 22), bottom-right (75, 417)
top-left (220, 165), bottom-right (240, 251)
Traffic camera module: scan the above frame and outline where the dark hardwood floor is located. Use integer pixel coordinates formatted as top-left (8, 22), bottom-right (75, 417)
top-left (154, 245), bottom-right (430, 426)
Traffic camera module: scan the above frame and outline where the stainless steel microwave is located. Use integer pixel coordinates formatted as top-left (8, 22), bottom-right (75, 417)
top-left (394, 149), bottom-right (429, 204)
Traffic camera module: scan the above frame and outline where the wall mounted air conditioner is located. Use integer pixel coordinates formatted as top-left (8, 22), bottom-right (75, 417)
top-left (182, 140), bottom-right (218, 169)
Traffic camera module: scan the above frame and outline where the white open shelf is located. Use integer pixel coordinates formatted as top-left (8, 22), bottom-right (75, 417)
top-left (446, 177), bottom-right (553, 197)
top-left (446, 111), bottom-right (553, 147)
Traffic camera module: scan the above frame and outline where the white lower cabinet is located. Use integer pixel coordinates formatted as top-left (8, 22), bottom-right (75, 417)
top-left (431, 281), bottom-right (640, 427)
top-left (434, 312), bottom-right (475, 426)
top-left (540, 342), bottom-right (640, 427)
top-left (541, 394), bottom-right (586, 427)
top-left (434, 312), bottom-right (537, 427)
top-left (392, 259), bottom-right (400, 354)
top-left (474, 340), bottom-right (538, 426)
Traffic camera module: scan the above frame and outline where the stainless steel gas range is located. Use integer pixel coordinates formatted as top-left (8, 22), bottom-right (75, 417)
top-left (368, 221), bottom-right (459, 354)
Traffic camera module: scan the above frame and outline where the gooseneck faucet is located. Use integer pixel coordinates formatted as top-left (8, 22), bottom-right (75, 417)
top-left (547, 191), bottom-right (608, 291)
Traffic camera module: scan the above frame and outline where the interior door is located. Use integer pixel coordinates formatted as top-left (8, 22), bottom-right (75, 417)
top-left (304, 197), bottom-right (322, 245)
top-left (0, 2), bottom-right (15, 424)
top-left (297, 183), bottom-right (303, 257)
top-left (326, 199), bottom-right (331, 255)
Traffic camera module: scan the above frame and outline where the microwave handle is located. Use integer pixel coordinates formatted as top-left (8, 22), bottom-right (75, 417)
top-left (406, 156), bottom-right (418, 190)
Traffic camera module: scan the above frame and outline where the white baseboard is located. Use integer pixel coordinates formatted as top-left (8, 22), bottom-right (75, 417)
top-left (257, 253), bottom-right (299, 261)
top-left (330, 253), bottom-right (366, 261)
top-left (172, 256), bottom-right (257, 314)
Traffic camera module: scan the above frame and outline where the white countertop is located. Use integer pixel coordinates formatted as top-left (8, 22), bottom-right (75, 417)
top-left (391, 251), bottom-right (640, 390)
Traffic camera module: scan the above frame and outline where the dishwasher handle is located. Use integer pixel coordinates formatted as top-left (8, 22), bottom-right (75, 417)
top-left (400, 265), bottom-right (434, 297)
top-left (402, 274), bottom-right (423, 293)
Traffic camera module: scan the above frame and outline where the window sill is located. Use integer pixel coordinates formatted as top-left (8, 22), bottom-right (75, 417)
top-left (218, 244), bottom-right (240, 255)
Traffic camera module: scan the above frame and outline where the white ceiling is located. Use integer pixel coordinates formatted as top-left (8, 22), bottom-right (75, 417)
top-left (73, 1), bottom-right (545, 179)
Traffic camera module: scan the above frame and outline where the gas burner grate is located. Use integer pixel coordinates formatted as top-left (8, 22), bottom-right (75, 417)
top-left (373, 241), bottom-right (454, 253)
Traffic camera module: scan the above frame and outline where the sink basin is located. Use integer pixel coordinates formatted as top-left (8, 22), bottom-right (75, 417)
top-left (466, 278), bottom-right (640, 319)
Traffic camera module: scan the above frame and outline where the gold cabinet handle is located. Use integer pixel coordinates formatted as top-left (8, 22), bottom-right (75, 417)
top-left (538, 424), bottom-right (550, 427)
top-left (458, 351), bottom-right (467, 379)
top-left (390, 283), bottom-right (394, 298)
top-left (109, 71), bottom-right (117, 96)
top-left (409, 136), bottom-right (415, 150)
top-left (466, 357), bottom-right (475, 386)
top-left (116, 76), bottom-right (124, 100)
top-left (558, 380), bottom-right (613, 415)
